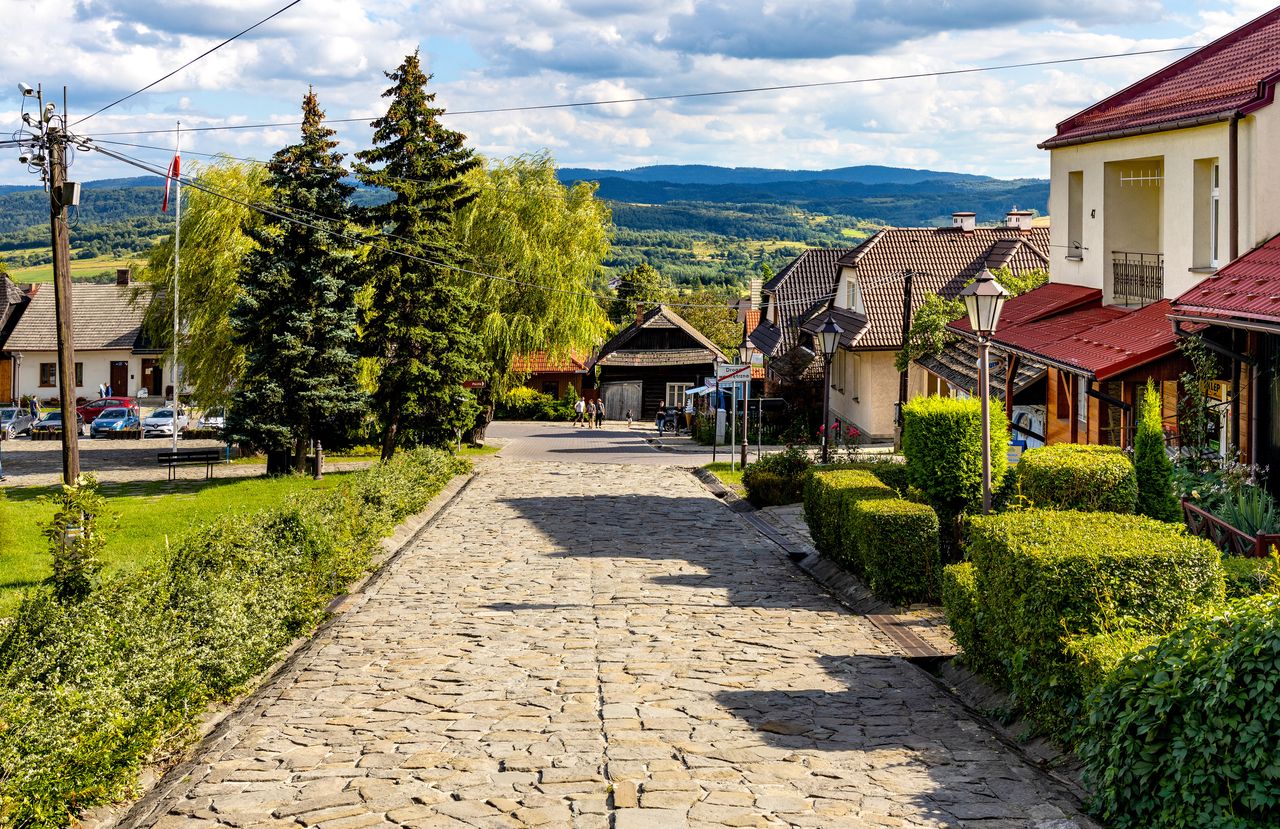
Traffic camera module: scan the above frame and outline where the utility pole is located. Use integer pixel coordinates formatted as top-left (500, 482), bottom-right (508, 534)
top-left (48, 122), bottom-right (80, 484)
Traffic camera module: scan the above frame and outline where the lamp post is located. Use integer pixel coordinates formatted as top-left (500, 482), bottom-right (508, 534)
top-left (959, 268), bottom-right (1009, 514)
top-left (738, 341), bottom-right (753, 468)
top-left (817, 314), bottom-right (843, 465)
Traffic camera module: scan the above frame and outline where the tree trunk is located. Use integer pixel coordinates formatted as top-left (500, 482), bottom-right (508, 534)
top-left (293, 436), bottom-right (307, 474)
top-left (380, 414), bottom-right (399, 461)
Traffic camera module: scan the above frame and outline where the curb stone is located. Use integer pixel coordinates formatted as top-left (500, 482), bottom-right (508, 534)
top-left (77, 469), bottom-right (479, 829)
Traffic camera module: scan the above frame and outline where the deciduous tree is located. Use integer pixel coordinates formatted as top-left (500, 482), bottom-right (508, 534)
top-left (356, 51), bottom-right (482, 458)
top-left (453, 153), bottom-right (611, 441)
top-left (610, 263), bottom-right (669, 323)
top-left (226, 90), bottom-right (366, 471)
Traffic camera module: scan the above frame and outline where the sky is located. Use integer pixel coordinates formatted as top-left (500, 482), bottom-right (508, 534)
top-left (2, 0), bottom-right (1276, 186)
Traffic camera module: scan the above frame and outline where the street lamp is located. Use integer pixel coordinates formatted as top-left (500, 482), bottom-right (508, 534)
top-left (817, 314), bottom-right (843, 464)
top-left (959, 268), bottom-right (1009, 514)
top-left (738, 340), bottom-right (753, 468)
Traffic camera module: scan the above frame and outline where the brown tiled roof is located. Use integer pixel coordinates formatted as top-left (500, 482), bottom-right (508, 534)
top-left (1042, 7), bottom-right (1280, 148)
top-left (511, 351), bottom-right (587, 374)
top-left (916, 341), bottom-right (1046, 401)
top-left (591, 305), bottom-right (728, 369)
top-left (843, 227), bottom-right (1050, 349)
top-left (1172, 233), bottom-right (1280, 325)
top-left (0, 276), bottom-right (30, 347)
top-left (754, 248), bottom-right (850, 358)
top-left (5, 283), bottom-right (150, 351)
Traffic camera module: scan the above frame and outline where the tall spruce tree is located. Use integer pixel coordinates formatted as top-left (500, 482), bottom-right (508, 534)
top-left (356, 50), bottom-right (482, 458)
top-left (226, 90), bottom-right (365, 472)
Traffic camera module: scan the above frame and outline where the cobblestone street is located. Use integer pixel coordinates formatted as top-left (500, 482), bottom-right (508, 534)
top-left (129, 459), bottom-right (1095, 829)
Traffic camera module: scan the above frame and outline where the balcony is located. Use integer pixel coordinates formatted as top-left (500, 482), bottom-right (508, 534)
top-left (1111, 251), bottom-right (1164, 306)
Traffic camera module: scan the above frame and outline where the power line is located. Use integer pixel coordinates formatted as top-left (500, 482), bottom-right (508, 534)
top-left (90, 144), bottom-right (830, 311)
top-left (72, 0), bottom-right (306, 127)
top-left (88, 45), bottom-right (1198, 137)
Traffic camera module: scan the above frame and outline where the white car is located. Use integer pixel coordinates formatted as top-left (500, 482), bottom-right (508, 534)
top-left (142, 407), bottom-right (189, 438)
top-left (197, 407), bottom-right (226, 430)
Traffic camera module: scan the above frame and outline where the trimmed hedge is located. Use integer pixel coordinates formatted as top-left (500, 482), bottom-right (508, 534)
top-left (847, 498), bottom-right (939, 605)
top-left (1223, 554), bottom-right (1280, 599)
top-left (901, 395), bottom-right (1008, 516)
top-left (802, 469), bottom-right (893, 558)
top-left (1017, 444), bottom-right (1137, 513)
top-left (1080, 595), bottom-right (1280, 828)
top-left (966, 509), bottom-right (1224, 737)
top-left (0, 448), bottom-right (469, 827)
top-left (941, 562), bottom-right (998, 676)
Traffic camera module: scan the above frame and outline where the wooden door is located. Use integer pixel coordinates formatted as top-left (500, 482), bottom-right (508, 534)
top-left (601, 381), bottom-right (641, 421)
top-left (141, 359), bottom-right (161, 395)
top-left (0, 357), bottom-right (11, 403)
top-left (110, 361), bottom-right (128, 395)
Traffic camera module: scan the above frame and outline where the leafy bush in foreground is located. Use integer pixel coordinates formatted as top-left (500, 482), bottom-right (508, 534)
top-left (1080, 595), bottom-right (1280, 828)
top-left (742, 445), bottom-right (812, 507)
top-left (966, 509), bottom-right (1223, 737)
top-left (1017, 444), bottom-right (1137, 514)
top-left (846, 497), bottom-right (939, 605)
top-left (0, 448), bottom-right (468, 827)
top-left (802, 468), bottom-right (892, 557)
top-left (901, 395), bottom-right (1008, 518)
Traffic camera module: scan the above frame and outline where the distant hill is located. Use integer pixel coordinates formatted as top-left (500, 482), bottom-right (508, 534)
top-left (557, 164), bottom-right (990, 186)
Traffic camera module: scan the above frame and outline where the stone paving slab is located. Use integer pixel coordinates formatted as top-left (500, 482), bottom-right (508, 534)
top-left (123, 460), bottom-right (1096, 829)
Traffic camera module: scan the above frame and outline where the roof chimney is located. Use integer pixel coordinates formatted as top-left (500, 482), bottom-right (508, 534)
top-left (749, 278), bottom-right (762, 309)
top-left (636, 303), bottom-right (645, 326)
top-left (1005, 210), bottom-right (1034, 231)
top-left (951, 212), bottom-right (976, 233)
top-left (116, 267), bottom-right (131, 286)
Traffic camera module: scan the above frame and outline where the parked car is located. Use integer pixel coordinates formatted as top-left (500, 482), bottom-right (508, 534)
top-left (31, 411), bottom-right (86, 436)
top-left (141, 407), bottom-right (189, 438)
top-left (0, 407), bottom-right (34, 439)
top-left (90, 407), bottom-right (141, 437)
top-left (197, 407), bottom-right (226, 430)
top-left (77, 397), bottom-right (139, 424)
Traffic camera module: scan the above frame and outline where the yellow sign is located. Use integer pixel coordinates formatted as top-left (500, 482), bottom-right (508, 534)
top-left (1206, 379), bottom-right (1231, 402)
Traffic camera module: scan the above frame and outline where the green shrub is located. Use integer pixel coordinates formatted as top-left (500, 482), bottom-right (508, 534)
top-left (1017, 444), bottom-right (1137, 513)
top-left (0, 449), bottom-right (468, 827)
top-left (866, 462), bottom-right (910, 494)
top-left (942, 562), bottom-right (997, 676)
top-left (802, 469), bottom-right (893, 557)
top-left (967, 509), bottom-right (1224, 738)
top-left (1061, 627), bottom-right (1155, 708)
top-left (742, 445), bottom-right (812, 507)
top-left (847, 498), bottom-right (939, 605)
top-left (1223, 553), bottom-right (1280, 599)
top-left (901, 395), bottom-right (1008, 517)
top-left (1134, 379), bottom-right (1179, 521)
top-left (494, 386), bottom-right (575, 421)
top-left (1080, 595), bottom-right (1280, 828)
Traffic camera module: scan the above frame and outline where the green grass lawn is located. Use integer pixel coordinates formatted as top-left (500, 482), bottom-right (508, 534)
top-left (5, 253), bottom-right (145, 284)
top-left (0, 473), bottom-right (356, 616)
top-left (703, 461), bottom-right (745, 495)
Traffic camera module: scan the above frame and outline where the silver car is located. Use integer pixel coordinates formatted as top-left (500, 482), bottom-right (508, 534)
top-left (142, 407), bottom-right (189, 438)
top-left (0, 407), bottom-right (34, 439)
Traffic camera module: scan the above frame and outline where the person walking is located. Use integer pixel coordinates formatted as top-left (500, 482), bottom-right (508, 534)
top-left (573, 396), bottom-right (586, 426)
top-left (98, 382), bottom-right (106, 400)
top-left (625, 408), bottom-right (633, 428)
top-left (655, 406), bottom-right (666, 435)
top-left (27, 396), bottom-right (38, 421)
top-left (594, 397), bottom-right (605, 429)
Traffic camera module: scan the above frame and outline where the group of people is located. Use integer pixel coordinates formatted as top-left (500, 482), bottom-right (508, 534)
top-left (572, 397), bottom-right (606, 428)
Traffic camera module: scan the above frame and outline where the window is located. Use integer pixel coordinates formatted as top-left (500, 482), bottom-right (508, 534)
top-left (1077, 376), bottom-right (1089, 428)
top-left (74, 362), bottom-right (83, 387)
top-left (39, 363), bottom-right (56, 386)
top-left (541, 380), bottom-right (559, 396)
top-left (845, 278), bottom-right (858, 310)
top-left (832, 350), bottom-right (845, 393)
top-left (1193, 159), bottom-right (1221, 268)
top-left (665, 383), bottom-right (692, 408)
top-left (849, 353), bottom-right (861, 400)
top-left (1067, 171), bottom-right (1084, 259)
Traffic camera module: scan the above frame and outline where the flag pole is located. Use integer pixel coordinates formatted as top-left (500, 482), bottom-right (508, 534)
top-left (172, 121), bottom-right (181, 452)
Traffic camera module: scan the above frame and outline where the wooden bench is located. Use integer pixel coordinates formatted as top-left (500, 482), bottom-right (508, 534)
top-left (157, 448), bottom-right (221, 481)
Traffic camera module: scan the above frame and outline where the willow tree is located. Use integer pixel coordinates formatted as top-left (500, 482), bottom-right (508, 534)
top-left (453, 153), bottom-right (612, 441)
top-left (136, 159), bottom-right (268, 407)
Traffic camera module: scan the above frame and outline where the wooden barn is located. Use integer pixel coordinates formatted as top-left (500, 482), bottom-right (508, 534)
top-left (591, 305), bottom-right (728, 420)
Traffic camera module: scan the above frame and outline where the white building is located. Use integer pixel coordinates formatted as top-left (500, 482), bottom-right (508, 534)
top-left (4, 273), bottom-right (164, 403)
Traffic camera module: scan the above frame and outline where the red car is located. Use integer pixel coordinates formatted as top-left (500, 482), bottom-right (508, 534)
top-left (76, 397), bottom-right (140, 424)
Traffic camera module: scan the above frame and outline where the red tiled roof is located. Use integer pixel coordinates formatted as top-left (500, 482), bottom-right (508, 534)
top-left (755, 248), bottom-right (850, 358)
top-left (511, 351), bottom-right (587, 374)
top-left (1042, 7), bottom-right (1280, 148)
top-left (950, 283), bottom-right (1100, 336)
top-left (845, 226), bottom-right (1050, 348)
top-left (952, 286), bottom-right (1184, 380)
top-left (1172, 234), bottom-right (1280, 324)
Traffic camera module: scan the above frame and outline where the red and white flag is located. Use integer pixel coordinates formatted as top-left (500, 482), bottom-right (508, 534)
top-left (161, 153), bottom-right (180, 213)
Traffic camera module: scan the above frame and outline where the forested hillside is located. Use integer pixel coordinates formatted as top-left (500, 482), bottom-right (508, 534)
top-left (0, 165), bottom-right (1047, 288)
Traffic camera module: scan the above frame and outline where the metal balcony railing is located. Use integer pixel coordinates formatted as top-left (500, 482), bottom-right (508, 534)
top-left (1111, 251), bottom-right (1164, 306)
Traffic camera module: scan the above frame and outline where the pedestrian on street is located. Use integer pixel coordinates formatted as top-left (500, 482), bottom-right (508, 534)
top-left (28, 396), bottom-right (38, 421)
top-left (626, 408), bottom-right (633, 428)
top-left (98, 382), bottom-right (105, 399)
top-left (105, 383), bottom-right (113, 398)
top-left (595, 397), bottom-right (605, 429)
top-left (655, 406), bottom-right (666, 435)
top-left (573, 396), bottom-right (585, 426)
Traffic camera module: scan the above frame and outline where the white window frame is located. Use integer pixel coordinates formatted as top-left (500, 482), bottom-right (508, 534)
top-left (1076, 376), bottom-right (1089, 428)
top-left (1210, 163), bottom-right (1221, 268)
top-left (849, 353), bottom-right (861, 401)
top-left (665, 382), bottom-right (692, 408)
